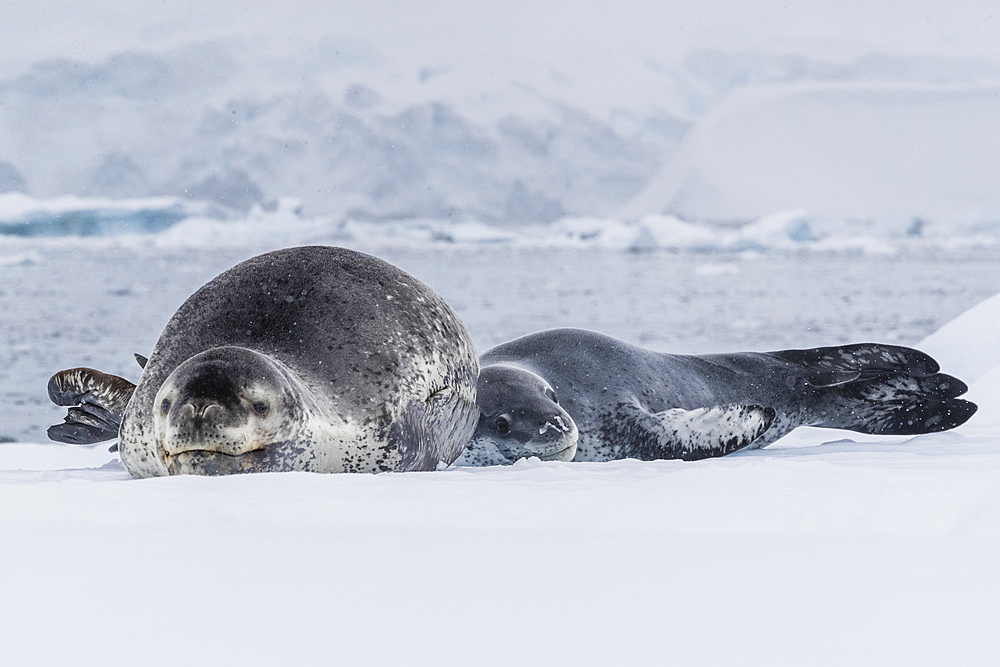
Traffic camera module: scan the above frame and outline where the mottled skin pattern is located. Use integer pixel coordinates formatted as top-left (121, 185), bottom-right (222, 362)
top-left (472, 328), bottom-right (977, 463)
top-left (115, 246), bottom-right (479, 478)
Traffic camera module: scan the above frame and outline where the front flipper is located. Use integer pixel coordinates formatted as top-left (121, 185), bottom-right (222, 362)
top-left (47, 368), bottom-right (137, 444)
top-left (609, 400), bottom-right (776, 461)
top-left (48, 403), bottom-right (122, 445)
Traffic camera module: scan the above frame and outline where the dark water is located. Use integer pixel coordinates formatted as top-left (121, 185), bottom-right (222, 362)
top-left (2, 243), bottom-right (998, 442)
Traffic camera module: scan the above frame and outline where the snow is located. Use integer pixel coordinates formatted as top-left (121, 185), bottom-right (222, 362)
top-left (3, 2), bottom-right (1000, 227)
top-left (0, 192), bottom-right (226, 236)
top-left (3, 2), bottom-right (1000, 663)
top-left (1, 249), bottom-right (1000, 664)
top-left (8, 193), bottom-right (1000, 256)
top-left (4, 426), bottom-right (1000, 664)
top-left (621, 82), bottom-right (1000, 226)
top-left (919, 291), bottom-right (1000, 385)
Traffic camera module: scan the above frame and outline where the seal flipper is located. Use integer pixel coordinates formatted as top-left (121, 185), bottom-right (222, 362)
top-left (765, 343), bottom-right (976, 435)
top-left (134, 353), bottom-right (148, 369)
top-left (47, 421), bottom-right (118, 445)
top-left (607, 400), bottom-right (775, 461)
top-left (768, 343), bottom-right (940, 387)
top-left (47, 368), bottom-right (136, 444)
top-left (819, 373), bottom-right (977, 435)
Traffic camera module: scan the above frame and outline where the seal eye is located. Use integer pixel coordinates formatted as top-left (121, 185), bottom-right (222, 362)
top-left (546, 388), bottom-right (558, 404)
top-left (495, 415), bottom-right (511, 437)
top-left (160, 399), bottom-right (170, 415)
top-left (252, 401), bottom-right (269, 415)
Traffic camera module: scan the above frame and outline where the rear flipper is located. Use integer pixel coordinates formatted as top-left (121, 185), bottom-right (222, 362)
top-left (47, 368), bottom-right (137, 445)
top-left (769, 343), bottom-right (942, 386)
top-left (822, 372), bottom-right (977, 435)
top-left (767, 343), bottom-right (977, 434)
top-left (608, 400), bottom-right (776, 461)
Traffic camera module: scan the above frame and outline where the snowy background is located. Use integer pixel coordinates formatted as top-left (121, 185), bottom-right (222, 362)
top-left (4, 1), bottom-right (1000, 664)
top-left (2, 0), bottom-right (1000, 237)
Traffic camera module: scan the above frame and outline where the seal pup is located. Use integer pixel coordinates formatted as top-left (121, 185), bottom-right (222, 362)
top-left (454, 328), bottom-right (976, 465)
top-left (48, 246), bottom-right (479, 478)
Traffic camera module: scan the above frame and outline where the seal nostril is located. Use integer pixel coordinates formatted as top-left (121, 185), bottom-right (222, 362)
top-left (160, 399), bottom-right (171, 415)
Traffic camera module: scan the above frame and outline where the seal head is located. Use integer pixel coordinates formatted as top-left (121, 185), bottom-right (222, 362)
top-left (455, 364), bottom-right (578, 466)
top-left (154, 346), bottom-right (319, 475)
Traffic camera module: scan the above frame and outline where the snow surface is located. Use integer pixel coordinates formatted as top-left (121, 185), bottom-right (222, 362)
top-left (4, 3), bottom-right (1000, 663)
top-left (2, 249), bottom-right (1000, 665)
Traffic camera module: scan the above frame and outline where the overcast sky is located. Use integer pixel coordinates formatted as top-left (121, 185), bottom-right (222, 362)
top-left (5, 0), bottom-right (999, 73)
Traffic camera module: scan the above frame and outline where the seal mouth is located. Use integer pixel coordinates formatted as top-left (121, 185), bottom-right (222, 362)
top-left (536, 443), bottom-right (577, 462)
top-left (163, 446), bottom-right (270, 476)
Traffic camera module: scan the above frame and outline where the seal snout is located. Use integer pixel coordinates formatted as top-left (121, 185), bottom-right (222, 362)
top-left (158, 367), bottom-right (251, 457)
top-left (179, 400), bottom-right (225, 420)
top-left (152, 347), bottom-right (302, 471)
top-left (487, 407), bottom-right (579, 462)
top-left (168, 397), bottom-right (237, 444)
top-left (532, 412), bottom-right (579, 461)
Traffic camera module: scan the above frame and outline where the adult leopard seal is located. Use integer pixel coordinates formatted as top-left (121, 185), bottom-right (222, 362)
top-left (453, 328), bottom-right (976, 465)
top-left (47, 246), bottom-right (479, 478)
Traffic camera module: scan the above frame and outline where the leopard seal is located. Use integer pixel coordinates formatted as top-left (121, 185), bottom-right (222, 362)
top-left (453, 328), bottom-right (976, 465)
top-left (48, 246), bottom-right (479, 478)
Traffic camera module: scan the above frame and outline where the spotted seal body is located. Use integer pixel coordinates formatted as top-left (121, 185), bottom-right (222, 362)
top-left (456, 328), bottom-right (976, 465)
top-left (49, 246), bottom-right (479, 478)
